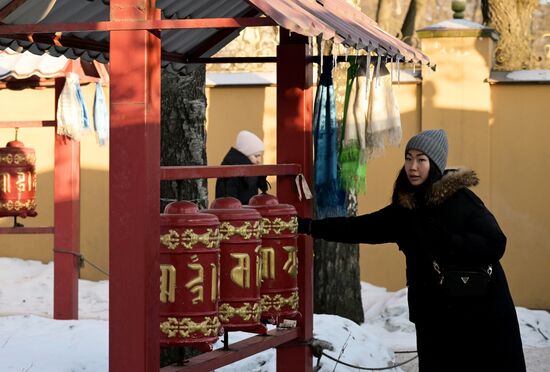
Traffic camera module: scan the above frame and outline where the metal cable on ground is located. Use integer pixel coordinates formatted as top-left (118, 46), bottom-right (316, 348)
top-left (320, 350), bottom-right (418, 371)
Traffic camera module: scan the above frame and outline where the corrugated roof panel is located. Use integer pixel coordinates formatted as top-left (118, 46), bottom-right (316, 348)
top-left (0, 0), bottom-right (431, 68)
top-left (0, 48), bottom-right (67, 79)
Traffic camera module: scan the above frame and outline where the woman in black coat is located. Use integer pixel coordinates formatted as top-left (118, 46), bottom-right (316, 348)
top-left (215, 130), bottom-right (268, 205)
top-left (299, 129), bottom-right (526, 372)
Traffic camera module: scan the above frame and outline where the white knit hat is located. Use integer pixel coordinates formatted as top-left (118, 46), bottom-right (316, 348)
top-left (235, 130), bottom-right (264, 156)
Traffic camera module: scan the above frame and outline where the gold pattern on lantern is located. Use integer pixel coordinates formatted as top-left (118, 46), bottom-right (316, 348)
top-left (261, 247), bottom-right (276, 280)
top-left (283, 246), bottom-right (298, 278)
top-left (1, 173), bottom-right (10, 192)
top-left (0, 153), bottom-right (35, 166)
top-left (218, 302), bottom-right (262, 322)
top-left (1, 199), bottom-right (36, 211)
top-left (160, 264), bottom-right (176, 303)
top-left (230, 253), bottom-right (250, 288)
top-left (255, 245), bottom-right (262, 287)
top-left (160, 316), bottom-right (220, 338)
top-left (211, 263), bottom-right (218, 303)
top-left (185, 263), bottom-right (204, 304)
top-left (160, 228), bottom-right (220, 250)
top-left (260, 291), bottom-right (299, 312)
top-left (219, 221), bottom-right (261, 240)
top-left (261, 217), bottom-right (298, 234)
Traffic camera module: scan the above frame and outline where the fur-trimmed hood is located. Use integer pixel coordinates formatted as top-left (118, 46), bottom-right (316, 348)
top-left (396, 168), bottom-right (479, 209)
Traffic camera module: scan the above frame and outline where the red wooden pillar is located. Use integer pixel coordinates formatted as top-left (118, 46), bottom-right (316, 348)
top-left (275, 29), bottom-right (314, 372)
top-left (54, 77), bottom-right (81, 320)
top-left (109, 1), bottom-right (161, 371)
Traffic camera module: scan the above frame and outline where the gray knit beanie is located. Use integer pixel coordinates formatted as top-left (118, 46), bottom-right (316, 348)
top-left (405, 129), bottom-right (448, 174)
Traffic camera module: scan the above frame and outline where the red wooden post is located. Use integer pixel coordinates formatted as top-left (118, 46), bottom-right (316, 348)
top-left (275, 29), bottom-right (314, 372)
top-left (53, 77), bottom-right (80, 320)
top-left (109, 1), bottom-right (161, 371)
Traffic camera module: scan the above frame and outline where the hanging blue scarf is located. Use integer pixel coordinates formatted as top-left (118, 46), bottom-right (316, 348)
top-left (73, 77), bottom-right (89, 130)
top-left (313, 56), bottom-right (346, 218)
top-left (93, 81), bottom-right (109, 145)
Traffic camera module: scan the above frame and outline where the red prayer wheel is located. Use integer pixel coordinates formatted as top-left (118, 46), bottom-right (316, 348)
top-left (0, 140), bottom-right (37, 218)
top-left (203, 197), bottom-right (266, 334)
top-left (247, 193), bottom-right (299, 325)
top-left (159, 201), bottom-right (222, 352)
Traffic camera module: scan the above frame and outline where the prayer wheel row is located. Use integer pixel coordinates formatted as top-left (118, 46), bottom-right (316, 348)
top-left (159, 194), bottom-right (299, 351)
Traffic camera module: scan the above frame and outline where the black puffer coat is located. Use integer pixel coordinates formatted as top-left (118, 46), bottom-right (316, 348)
top-left (215, 147), bottom-right (268, 205)
top-left (309, 169), bottom-right (526, 372)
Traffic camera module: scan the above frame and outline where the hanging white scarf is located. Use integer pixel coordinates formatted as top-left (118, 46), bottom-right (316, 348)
top-left (56, 72), bottom-right (88, 141)
top-left (365, 63), bottom-right (402, 157)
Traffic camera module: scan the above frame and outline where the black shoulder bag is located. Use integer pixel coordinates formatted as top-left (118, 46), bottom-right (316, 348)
top-left (433, 260), bottom-right (493, 297)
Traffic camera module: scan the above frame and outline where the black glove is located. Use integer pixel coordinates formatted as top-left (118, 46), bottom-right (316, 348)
top-left (297, 216), bottom-right (312, 235)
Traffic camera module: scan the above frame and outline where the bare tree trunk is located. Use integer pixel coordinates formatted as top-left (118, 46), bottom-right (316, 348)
top-left (160, 67), bottom-right (208, 212)
top-left (401, 0), bottom-right (428, 46)
top-left (376, 0), bottom-right (394, 34)
top-left (486, 0), bottom-right (538, 70)
top-left (159, 66), bottom-right (208, 365)
top-left (314, 192), bottom-right (364, 324)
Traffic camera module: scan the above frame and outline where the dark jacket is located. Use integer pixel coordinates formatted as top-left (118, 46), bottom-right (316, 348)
top-left (215, 147), bottom-right (268, 205)
top-left (309, 168), bottom-right (525, 372)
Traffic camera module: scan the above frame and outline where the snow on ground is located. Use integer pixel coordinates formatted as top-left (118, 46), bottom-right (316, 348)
top-left (0, 257), bottom-right (549, 371)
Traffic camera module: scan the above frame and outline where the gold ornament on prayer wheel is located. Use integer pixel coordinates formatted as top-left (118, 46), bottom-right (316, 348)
top-left (0, 138), bottom-right (37, 218)
top-left (203, 197), bottom-right (266, 334)
top-left (159, 201), bottom-right (222, 352)
top-left (247, 193), bottom-right (299, 325)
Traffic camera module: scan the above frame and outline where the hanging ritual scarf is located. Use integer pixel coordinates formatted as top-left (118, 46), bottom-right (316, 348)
top-left (56, 72), bottom-right (85, 141)
top-left (366, 63), bottom-right (402, 157)
top-left (338, 57), bottom-right (367, 194)
top-left (313, 56), bottom-right (346, 218)
top-left (93, 81), bottom-right (109, 146)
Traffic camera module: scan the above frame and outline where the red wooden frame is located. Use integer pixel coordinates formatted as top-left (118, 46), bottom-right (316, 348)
top-left (0, 1), bottom-right (314, 370)
top-left (53, 77), bottom-right (81, 320)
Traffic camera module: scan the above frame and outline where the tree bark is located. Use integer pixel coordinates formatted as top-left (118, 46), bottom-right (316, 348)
top-left (400, 0), bottom-right (428, 47)
top-left (160, 67), bottom-right (208, 212)
top-left (486, 0), bottom-right (538, 70)
top-left (313, 192), bottom-right (364, 324)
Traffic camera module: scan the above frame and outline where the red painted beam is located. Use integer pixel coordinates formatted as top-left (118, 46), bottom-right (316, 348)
top-left (0, 227), bottom-right (54, 234)
top-left (0, 121), bottom-right (56, 128)
top-left (0, 17), bottom-right (277, 34)
top-left (53, 77), bottom-right (80, 320)
top-left (160, 328), bottom-right (300, 371)
top-left (275, 31), bottom-right (314, 372)
top-left (160, 164), bottom-right (301, 180)
top-left (109, 2), bottom-right (161, 371)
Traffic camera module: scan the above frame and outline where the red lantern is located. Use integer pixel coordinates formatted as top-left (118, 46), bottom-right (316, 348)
top-left (0, 140), bottom-right (37, 218)
top-left (159, 201), bottom-right (222, 352)
top-left (247, 193), bottom-right (299, 325)
top-left (203, 197), bottom-right (266, 334)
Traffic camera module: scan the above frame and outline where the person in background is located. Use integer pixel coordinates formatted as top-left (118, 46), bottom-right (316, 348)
top-left (298, 129), bottom-right (526, 372)
top-left (215, 130), bottom-right (269, 205)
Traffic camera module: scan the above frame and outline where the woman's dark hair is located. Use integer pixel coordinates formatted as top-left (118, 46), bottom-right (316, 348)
top-left (391, 158), bottom-right (443, 206)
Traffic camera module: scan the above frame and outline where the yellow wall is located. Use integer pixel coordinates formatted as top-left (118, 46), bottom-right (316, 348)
top-left (205, 85), bottom-right (278, 204)
top-left (489, 85), bottom-right (550, 308)
top-left (0, 83), bottom-right (110, 281)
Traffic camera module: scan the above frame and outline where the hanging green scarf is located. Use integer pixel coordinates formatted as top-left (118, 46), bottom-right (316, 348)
top-left (339, 58), bottom-right (367, 194)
